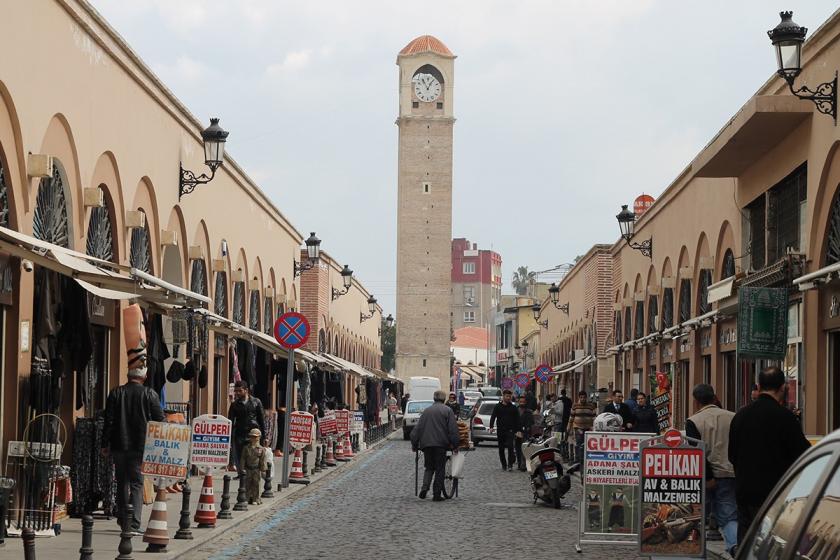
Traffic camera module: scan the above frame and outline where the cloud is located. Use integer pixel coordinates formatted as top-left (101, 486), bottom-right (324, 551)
top-left (264, 49), bottom-right (313, 79)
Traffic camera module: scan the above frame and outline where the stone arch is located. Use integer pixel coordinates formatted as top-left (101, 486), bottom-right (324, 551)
top-left (33, 157), bottom-right (74, 249)
top-left (36, 114), bottom-right (81, 242)
top-left (131, 177), bottom-right (160, 274)
top-left (214, 239), bottom-right (231, 318)
top-left (90, 152), bottom-right (126, 261)
top-left (165, 206), bottom-right (189, 287)
top-left (809, 140), bottom-right (840, 265)
top-left (714, 221), bottom-right (737, 281)
top-left (0, 79), bottom-right (27, 221)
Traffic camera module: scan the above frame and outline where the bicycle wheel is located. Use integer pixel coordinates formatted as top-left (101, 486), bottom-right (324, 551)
top-left (442, 456), bottom-right (455, 499)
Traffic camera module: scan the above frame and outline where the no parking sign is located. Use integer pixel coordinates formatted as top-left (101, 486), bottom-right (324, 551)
top-left (514, 372), bottom-right (530, 388)
top-left (534, 364), bottom-right (552, 384)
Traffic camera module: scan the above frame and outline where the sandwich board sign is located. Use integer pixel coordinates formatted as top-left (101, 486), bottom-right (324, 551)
top-left (190, 414), bottom-right (231, 469)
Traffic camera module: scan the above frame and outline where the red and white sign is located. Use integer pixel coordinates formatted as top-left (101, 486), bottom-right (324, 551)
top-left (663, 429), bottom-right (682, 448)
top-left (190, 414), bottom-right (231, 469)
top-left (642, 447), bottom-right (704, 480)
top-left (634, 193), bottom-right (655, 217)
top-left (320, 410), bottom-right (337, 435)
top-left (583, 432), bottom-right (648, 487)
top-left (273, 311), bottom-right (310, 350)
top-left (289, 411), bottom-right (314, 450)
top-left (336, 410), bottom-right (351, 434)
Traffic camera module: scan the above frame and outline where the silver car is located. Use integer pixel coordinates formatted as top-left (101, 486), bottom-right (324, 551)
top-left (470, 399), bottom-right (501, 445)
top-left (402, 400), bottom-right (433, 439)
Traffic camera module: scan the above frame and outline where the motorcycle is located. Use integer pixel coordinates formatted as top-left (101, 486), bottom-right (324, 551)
top-left (522, 430), bottom-right (581, 508)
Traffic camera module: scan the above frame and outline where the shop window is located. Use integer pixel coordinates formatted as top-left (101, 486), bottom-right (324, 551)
top-left (698, 269), bottom-right (712, 315)
top-left (634, 301), bottom-right (644, 339)
top-left (214, 271), bottom-right (228, 317)
top-left (679, 279), bottom-right (691, 323)
top-left (190, 259), bottom-right (208, 297)
top-left (34, 164), bottom-right (70, 248)
top-left (264, 297), bottom-right (273, 335)
top-left (767, 163), bottom-right (807, 263)
top-left (86, 206), bottom-right (114, 262)
top-left (661, 288), bottom-right (674, 329)
top-left (233, 282), bottom-right (245, 325)
top-left (648, 296), bottom-right (659, 334)
top-left (614, 312), bottom-right (622, 344)
top-left (624, 307), bottom-right (632, 342)
top-left (747, 195), bottom-right (766, 271)
top-left (249, 290), bottom-right (260, 330)
top-left (130, 217), bottom-right (152, 274)
top-left (722, 249), bottom-right (736, 279)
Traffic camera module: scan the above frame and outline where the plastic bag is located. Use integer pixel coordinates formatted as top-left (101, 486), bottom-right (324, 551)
top-left (451, 452), bottom-right (466, 479)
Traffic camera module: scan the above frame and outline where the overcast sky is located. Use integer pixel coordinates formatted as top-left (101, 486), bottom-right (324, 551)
top-left (91, 1), bottom-right (837, 316)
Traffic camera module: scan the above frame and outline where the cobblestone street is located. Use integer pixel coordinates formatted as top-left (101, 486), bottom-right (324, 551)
top-left (185, 438), bottom-right (643, 560)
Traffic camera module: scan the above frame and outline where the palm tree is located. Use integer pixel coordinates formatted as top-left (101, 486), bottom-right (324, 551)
top-left (511, 266), bottom-right (535, 295)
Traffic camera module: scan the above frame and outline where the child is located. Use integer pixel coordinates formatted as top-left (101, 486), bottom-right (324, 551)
top-left (241, 428), bottom-right (268, 504)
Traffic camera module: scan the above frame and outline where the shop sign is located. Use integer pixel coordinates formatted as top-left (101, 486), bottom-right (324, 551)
top-left (190, 414), bottom-right (231, 469)
top-left (352, 411), bottom-right (365, 432)
top-left (648, 371), bottom-right (672, 432)
top-left (639, 433), bottom-right (705, 557)
top-left (320, 410), bottom-right (338, 435)
top-left (335, 409), bottom-right (351, 434)
top-left (141, 421), bottom-right (191, 480)
top-left (289, 411), bottom-right (314, 449)
top-left (581, 432), bottom-right (651, 539)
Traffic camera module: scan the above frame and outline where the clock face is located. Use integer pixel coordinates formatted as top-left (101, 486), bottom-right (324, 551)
top-left (413, 73), bottom-right (441, 103)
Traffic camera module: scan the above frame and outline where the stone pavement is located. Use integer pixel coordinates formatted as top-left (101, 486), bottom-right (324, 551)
top-left (0, 439), bottom-right (384, 560)
top-left (182, 440), bottom-right (647, 560)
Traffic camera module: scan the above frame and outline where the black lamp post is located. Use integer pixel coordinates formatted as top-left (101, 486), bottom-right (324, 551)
top-left (379, 313), bottom-right (394, 336)
top-left (331, 264), bottom-right (353, 300)
top-left (179, 118), bottom-right (230, 199)
top-left (616, 204), bottom-right (653, 258)
top-left (532, 303), bottom-right (548, 329)
top-left (293, 232), bottom-right (322, 277)
top-left (548, 282), bottom-right (570, 314)
top-left (360, 295), bottom-right (377, 323)
top-left (768, 11), bottom-right (836, 123)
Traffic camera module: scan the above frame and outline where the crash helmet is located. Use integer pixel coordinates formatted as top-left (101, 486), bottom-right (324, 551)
top-left (593, 412), bottom-right (622, 432)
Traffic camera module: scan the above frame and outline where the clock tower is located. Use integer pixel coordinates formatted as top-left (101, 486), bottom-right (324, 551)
top-left (395, 35), bottom-right (455, 389)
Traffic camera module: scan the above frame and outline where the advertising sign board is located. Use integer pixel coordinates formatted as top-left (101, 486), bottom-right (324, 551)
top-left (141, 421), bottom-right (191, 479)
top-left (320, 410), bottom-right (337, 435)
top-left (289, 411), bottom-right (315, 449)
top-left (336, 409), bottom-right (351, 434)
top-left (649, 371), bottom-right (673, 432)
top-left (190, 415), bottom-right (231, 469)
top-left (352, 411), bottom-right (365, 432)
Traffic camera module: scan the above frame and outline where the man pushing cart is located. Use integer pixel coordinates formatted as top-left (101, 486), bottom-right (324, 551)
top-left (410, 390), bottom-right (460, 501)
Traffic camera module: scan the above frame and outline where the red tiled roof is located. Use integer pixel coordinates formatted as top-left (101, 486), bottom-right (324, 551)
top-left (399, 35), bottom-right (454, 57)
top-left (452, 327), bottom-right (488, 349)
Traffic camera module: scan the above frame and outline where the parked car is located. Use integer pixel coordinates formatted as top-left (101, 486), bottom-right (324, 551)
top-left (480, 386), bottom-right (502, 398)
top-left (458, 390), bottom-right (483, 409)
top-left (402, 400), bottom-right (433, 440)
top-left (469, 400), bottom-right (501, 445)
top-left (736, 428), bottom-right (839, 559)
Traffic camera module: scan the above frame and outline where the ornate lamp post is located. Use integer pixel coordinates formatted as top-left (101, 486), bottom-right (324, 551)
top-left (331, 265), bottom-right (354, 300)
top-left (293, 232), bottom-right (322, 277)
top-left (548, 283), bottom-right (570, 314)
top-left (532, 303), bottom-right (548, 328)
top-left (616, 204), bottom-right (653, 258)
top-left (360, 295), bottom-right (378, 323)
top-left (179, 118), bottom-right (230, 199)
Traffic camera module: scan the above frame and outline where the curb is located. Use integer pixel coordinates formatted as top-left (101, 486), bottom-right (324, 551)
top-left (170, 432), bottom-right (397, 559)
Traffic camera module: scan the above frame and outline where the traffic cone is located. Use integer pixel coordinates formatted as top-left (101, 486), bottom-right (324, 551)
top-left (289, 448), bottom-right (310, 484)
top-left (324, 438), bottom-right (337, 467)
top-left (143, 488), bottom-right (170, 553)
top-left (343, 433), bottom-right (354, 459)
top-left (335, 435), bottom-right (347, 462)
top-left (193, 474), bottom-right (217, 528)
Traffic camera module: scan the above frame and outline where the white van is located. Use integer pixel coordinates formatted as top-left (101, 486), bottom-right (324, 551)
top-left (407, 376), bottom-right (441, 402)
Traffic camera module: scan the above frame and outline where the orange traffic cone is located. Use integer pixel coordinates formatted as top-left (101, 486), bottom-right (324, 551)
top-left (143, 488), bottom-right (169, 553)
top-left (343, 433), bottom-right (354, 459)
top-left (193, 474), bottom-right (217, 528)
top-left (289, 448), bottom-right (310, 484)
top-left (324, 438), bottom-right (337, 467)
top-left (335, 435), bottom-right (347, 462)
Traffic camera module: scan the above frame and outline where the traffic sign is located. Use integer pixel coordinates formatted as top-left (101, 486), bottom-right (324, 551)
top-left (663, 428), bottom-right (682, 448)
top-left (501, 377), bottom-right (514, 390)
top-left (515, 372), bottom-right (530, 388)
top-left (534, 363), bottom-right (552, 384)
top-left (274, 311), bottom-right (311, 350)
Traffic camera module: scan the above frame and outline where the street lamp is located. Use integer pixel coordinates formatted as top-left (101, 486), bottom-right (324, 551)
top-left (768, 11), bottom-right (836, 123)
top-left (179, 118), bottom-right (230, 199)
top-left (548, 283), bottom-right (570, 314)
top-left (293, 232), bottom-right (322, 277)
top-left (616, 204), bottom-right (653, 258)
top-left (331, 264), bottom-right (354, 300)
top-left (379, 313), bottom-right (394, 336)
top-left (532, 303), bottom-right (549, 329)
top-left (360, 295), bottom-right (377, 323)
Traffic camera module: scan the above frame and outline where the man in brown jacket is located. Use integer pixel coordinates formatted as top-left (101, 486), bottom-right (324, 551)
top-left (567, 390), bottom-right (596, 462)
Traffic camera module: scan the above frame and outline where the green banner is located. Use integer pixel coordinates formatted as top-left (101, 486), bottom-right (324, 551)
top-left (737, 286), bottom-right (789, 360)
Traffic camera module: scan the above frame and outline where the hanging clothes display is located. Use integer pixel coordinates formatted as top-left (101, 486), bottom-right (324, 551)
top-left (235, 338), bottom-right (256, 389)
top-left (144, 312), bottom-right (169, 394)
top-left (60, 276), bottom-right (93, 389)
top-left (310, 367), bottom-right (325, 406)
top-left (355, 381), bottom-right (367, 406)
top-left (254, 347), bottom-right (270, 406)
top-left (70, 414), bottom-right (116, 516)
top-left (297, 362), bottom-right (311, 412)
top-left (264, 409), bottom-right (278, 450)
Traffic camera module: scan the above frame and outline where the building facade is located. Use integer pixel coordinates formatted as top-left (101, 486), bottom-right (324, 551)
top-left (395, 36), bottom-right (455, 389)
top-left (450, 237), bottom-right (502, 331)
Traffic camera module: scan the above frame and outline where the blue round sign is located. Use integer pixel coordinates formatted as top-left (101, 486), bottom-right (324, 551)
top-left (534, 363), bottom-right (552, 384)
top-left (273, 312), bottom-right (311, 350)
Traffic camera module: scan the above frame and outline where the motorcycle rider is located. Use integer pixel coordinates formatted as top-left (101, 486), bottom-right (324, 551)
top-left (490, 390), bottom-right (519, 471)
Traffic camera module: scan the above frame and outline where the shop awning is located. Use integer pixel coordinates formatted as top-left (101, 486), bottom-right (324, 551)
top-left (131, 268), bottom-right (211, 308)
top-left (707, 276), bottom-right (736, 304)
top-left (793, 261), bottom-right (840, 291)
top-left (324, 353), bottom-right (384, 379)
top-left (682, 309), bottom-right (720, 329)
top-left (553, 355), bottom-right (595, 375)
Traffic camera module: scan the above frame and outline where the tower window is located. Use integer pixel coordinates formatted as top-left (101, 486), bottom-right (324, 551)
top-left (422, 359), bottom-right (427, 367)
top-left (412, 101), bottom-right (419, 109)
top-left (436, 102), bottom-right (443, 110)
top-left (423, 182), bottom-right (430, 194)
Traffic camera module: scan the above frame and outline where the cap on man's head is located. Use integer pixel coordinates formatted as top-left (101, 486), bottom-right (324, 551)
top-left (248, 428), bottom-right (262, 438)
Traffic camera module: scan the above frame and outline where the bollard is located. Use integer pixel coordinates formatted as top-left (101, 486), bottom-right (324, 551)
top-left (313, 446), bottom-right (322, 473)
top-left (79, 515), bottom-right (94, 560)
top-left (22, 527), bottom-right (36, 560)
top-left (320, 442), bottom-right (327, 469)
top-left (233, 475), bottom-right (248, 511)
top-left (262, 468), bottom-right (274, 499)
top-left (217, 475), bottom-right (232, 520)
top-left (115, 504), bottom-right (134, 560)
top-left (174, 480), bottom-right (193, 540)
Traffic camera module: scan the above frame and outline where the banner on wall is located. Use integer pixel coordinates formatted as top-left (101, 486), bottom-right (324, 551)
top-left (737, 286), bottom-right (789, 360)
top-left (648, 370), bottom-right (672, 433)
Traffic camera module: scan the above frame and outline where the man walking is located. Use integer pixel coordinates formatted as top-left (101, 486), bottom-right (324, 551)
top-left (685, 384), bottom-right (737, 557)
top-left (102, 305), bottom-right (164, 535)
top-left (411, 390), bottom-right (460, 501)
top-left (559, 389), bottom-right (573, 429)
top-left (490, 390), bottom-right (519, 471)
top-left (567, 390), bottom-right (597, 462)
top-left (603, 389), bottom-right (635, 431)
top-left (515, 395), bottom-right (535, 471)
top-left (228, 380), bottom-right (267, 474)
top-left (729, 367), bottom-right (810, 546)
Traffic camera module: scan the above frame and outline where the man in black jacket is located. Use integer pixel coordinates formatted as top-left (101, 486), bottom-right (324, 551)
top-left (228, 380), bottom-right (267, 475)
top-left (103, 368), bottom-right (164, 534)
top-left (411, 390), bottom-right (460, 501)
top-left (515, 395), bottom-right (535, 471)
top-left (490, 390), bottom-right (519, 471)
top-left (603, 389), bottom-right (635, 430)
top-left (729, 367), bottom-right (810, 545)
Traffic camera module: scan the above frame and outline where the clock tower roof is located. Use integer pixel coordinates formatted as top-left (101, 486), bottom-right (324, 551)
top-left (399, 35), bottom-right (454, 58)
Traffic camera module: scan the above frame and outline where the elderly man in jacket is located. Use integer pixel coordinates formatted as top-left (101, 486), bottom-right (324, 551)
top-left (411, 390), bottom-right (460, 501)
